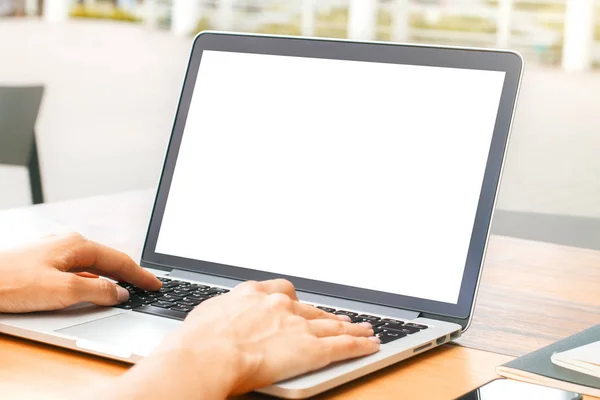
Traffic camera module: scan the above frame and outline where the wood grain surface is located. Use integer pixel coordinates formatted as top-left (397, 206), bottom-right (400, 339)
top-left (460, 235), bottom-right (600, 357)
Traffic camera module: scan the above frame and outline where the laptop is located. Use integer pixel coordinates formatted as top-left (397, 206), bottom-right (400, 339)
top-left (0, 33), bottom-right (523, 399)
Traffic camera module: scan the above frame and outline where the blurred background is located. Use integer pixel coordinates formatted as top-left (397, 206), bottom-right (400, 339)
top-left (0, 0), bottom-right (599, 249)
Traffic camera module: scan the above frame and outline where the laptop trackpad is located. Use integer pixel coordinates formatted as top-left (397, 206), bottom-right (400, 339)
top-left (56, 312), bottom-right (181, 357)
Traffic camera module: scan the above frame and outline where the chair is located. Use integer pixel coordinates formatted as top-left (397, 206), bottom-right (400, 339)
top-left (0, 86), bottom-right (45, 204)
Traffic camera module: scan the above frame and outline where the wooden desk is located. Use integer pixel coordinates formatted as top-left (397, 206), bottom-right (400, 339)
top-left (0, 333), bottom-right (510, 400)
top-left (1, 190), bottom-right (599, 399)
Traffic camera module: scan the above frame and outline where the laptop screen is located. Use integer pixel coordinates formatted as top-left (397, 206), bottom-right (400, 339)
top-left (155, 50), bottom-right (506, 305)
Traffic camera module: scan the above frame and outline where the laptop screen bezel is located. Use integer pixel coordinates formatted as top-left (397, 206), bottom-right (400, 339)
top-left (141, 32), bottom-right (523, 321)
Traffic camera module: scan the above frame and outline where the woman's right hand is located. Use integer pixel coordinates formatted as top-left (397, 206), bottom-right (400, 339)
top-left (114, 279), bottom-right (380, 399)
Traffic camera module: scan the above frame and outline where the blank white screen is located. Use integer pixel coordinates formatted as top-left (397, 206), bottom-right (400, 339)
top-left (155, 50), bottom-right (506, 304)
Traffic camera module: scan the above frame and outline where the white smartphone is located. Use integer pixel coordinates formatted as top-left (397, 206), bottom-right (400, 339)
top-left (455, 379), bottom-right (582, 400)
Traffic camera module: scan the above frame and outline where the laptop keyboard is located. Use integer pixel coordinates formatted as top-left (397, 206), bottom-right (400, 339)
top-left (116, 277), bottom-right (230, 321)
top-left (115, 277), bottom-right (429, 345)
top-left (316, 306), bottom-right (428, 344)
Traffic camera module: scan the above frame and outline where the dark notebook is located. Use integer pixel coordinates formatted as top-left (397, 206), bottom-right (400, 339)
top-left (496, 324), bottom-right (600, 397)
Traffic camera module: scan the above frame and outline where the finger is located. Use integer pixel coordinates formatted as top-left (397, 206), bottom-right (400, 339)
top-left (309, 320), bottom-right (374, 338)
top-left (68, 275), bottom-right (130, 306)
top-left (293, 302), bottom-right (350, 321)
top-left (75, 272), bottom-right (99, 279)
top-left (320, 335), bottom-right (381, 364)
top-left (76, 242), bottom-right (161, 290)
top-left (255, 279), bottom-right (298, 300)
top-left (70, 268), bottom-right (120, 282)
top-left (56, 234), bottom-right (161, 291)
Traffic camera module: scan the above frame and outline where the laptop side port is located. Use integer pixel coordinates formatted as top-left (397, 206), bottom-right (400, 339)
top-left (413, 342), bottom-right (433, 353)
top-left (450, 330), bottom-right (461, 340)
top-left (436, 336), bottom-right (447, 345)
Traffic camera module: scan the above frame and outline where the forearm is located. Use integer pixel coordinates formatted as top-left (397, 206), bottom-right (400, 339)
top-left (95, 341), bottom-right (244, 400)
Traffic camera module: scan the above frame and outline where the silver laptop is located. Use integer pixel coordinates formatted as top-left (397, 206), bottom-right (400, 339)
top-left (0, 33), bottom-right (523, 399)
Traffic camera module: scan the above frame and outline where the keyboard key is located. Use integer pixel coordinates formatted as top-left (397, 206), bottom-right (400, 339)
top-left (334, 310), bottom-right (358, 317)
top-left (182, 297), bottom-right (202, 305)
top-left (378, 331), bottom-right (406, 344)
top-left (188, 284), bottom-right (209, 290)
top-left (147, 292), bottom-right (163, 298)
top-left (158, 287), bottom-right (174, 294)
top-left (142, 299), bottom-right (157, 305)
top-left (172, 289), bottom-right (193, 295)
top-left (134, 305), bottom-right (187, 321)
top-left (154, 301), bottom-right (176, 309)
top-left (176, 300), bottom-right (196, 307)
top-left (194, 289), bottom-right (220, 296)
top-left (115, 300), bottom-right (142, 310)
top-left (157, 277), bottom-right (171, 283)
top-left (383, 324), bottom-right (420, 335)
top-left (382, 318), bottom-right (404, 326)
top-left (373, 326), bottom-right (385, 335)
top-left (404, 323), bottom-right (428, 330)
top-left (190, 290), bottom-right (221, 297)
top-left (317, 306), bottom-right (336, 313)
top-left (358, 314), bottom-right (381, 321)
top-left (368, 320), bottom-right (385, 328)
top-left (162, 294), bottom-right (183, 302)
top-left (186, 295), bottom-right (211, 301)
top-left (129, 292), bottom-right (150, 300)
top-left (170, 306), bottom-right (192, 313)
top-left (177, 281), bottom-right (191, 286)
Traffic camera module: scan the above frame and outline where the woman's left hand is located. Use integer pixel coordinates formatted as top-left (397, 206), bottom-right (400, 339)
top-left (0, 233), bottom-right (161, 313)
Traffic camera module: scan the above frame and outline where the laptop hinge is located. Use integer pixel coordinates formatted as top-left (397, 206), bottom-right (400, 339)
top-left (168, 269), bottom-right (421, 321)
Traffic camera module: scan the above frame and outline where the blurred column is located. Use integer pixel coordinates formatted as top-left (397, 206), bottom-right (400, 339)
top-left (391, 0), bottom-right (409, 42)
top-left (44, 0), bottom-right (71, 23)
top-left (117, 0), bottom-right (136, 11)
top-left (562, 0), bottom-right (595, 72)
top-left (13, 0), bottom-right (26, 16)
top-left (172, 0), bottom-right (200, 36)
top-left (25, 0), bottom-right (38, 16)
top-left (301, 0), bottom-right (316, 37)
top-left (215, 0), bottom-right (234, 31)
top-left (348, 0), bottom-right (378, 40)
top-left (144, 0), bottom-right (159, 29)
top-left (496, 0), bottom-right (513, 48)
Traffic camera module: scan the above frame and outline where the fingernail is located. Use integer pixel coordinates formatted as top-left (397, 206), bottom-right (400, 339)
top-left (368, 336), bottom-right (381, 344)
top-left (359, 322), bottom-right (372, 329)
top-left (337, 315), bottom-right (352, 322)
top-left (116, 286), bottom-right (129, 303)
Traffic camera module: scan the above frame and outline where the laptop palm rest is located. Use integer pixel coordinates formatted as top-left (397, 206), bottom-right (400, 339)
top-left (57, 312), bottom-right (180, 359)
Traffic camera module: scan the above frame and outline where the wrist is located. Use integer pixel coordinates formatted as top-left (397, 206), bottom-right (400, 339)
top-left (113, 338), bottom-right (246, 400)
top-left (179, 338), bottom-right (246, 397)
